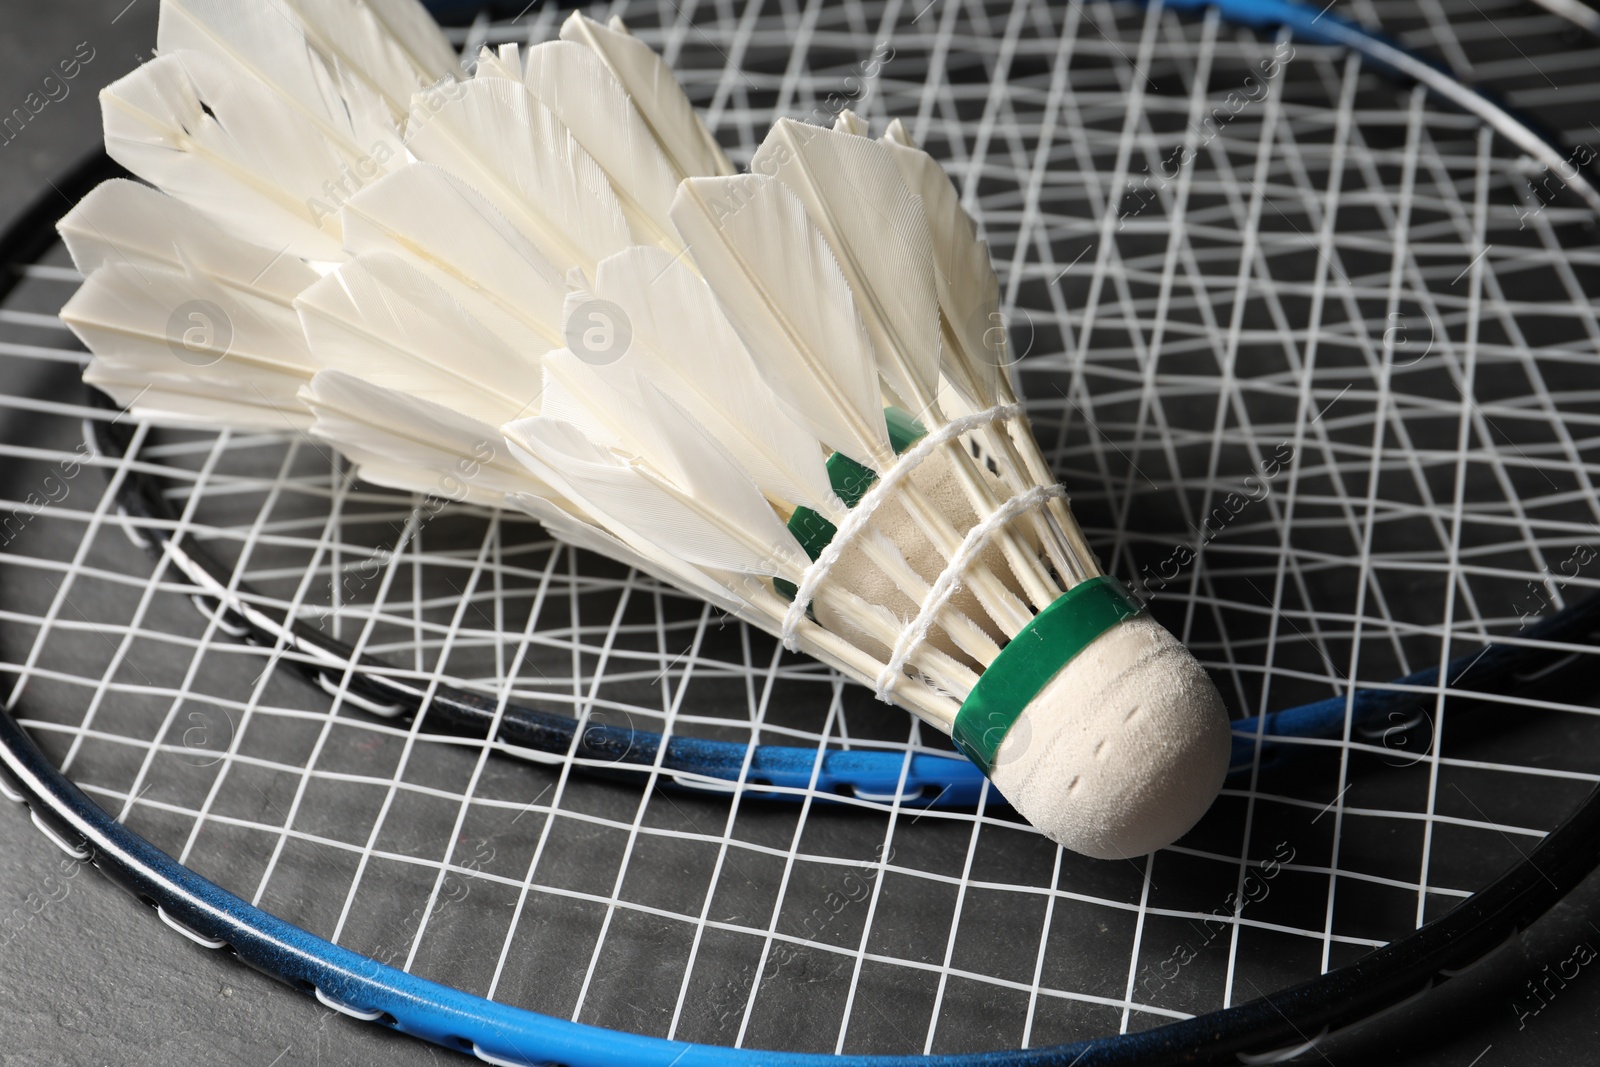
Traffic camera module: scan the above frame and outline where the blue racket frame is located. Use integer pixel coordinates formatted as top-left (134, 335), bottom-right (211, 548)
top-left (5, 680), bottom-right (1600, 1066)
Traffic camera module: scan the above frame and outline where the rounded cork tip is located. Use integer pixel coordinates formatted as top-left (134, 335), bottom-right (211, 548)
top-left (987, 614), bottom-right (1231, 860)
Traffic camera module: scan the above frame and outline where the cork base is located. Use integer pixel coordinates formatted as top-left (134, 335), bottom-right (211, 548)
top-left (987, 614), bottom-right (1231, 859)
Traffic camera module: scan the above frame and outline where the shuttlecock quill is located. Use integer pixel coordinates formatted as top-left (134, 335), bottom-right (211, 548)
top-left (58, 0), bottom-right (1231, 859)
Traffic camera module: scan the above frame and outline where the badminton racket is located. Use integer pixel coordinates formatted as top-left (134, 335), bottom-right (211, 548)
top-left (4, 0), bottom-right (1600, 1063)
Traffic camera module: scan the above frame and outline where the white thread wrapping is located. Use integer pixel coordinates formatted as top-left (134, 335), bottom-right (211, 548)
top-left (779, 403), bottom-right (1023, 650)
top-left (872, 483), bottom-right (1067, 701)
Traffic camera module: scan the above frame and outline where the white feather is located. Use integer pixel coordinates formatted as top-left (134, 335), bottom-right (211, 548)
top-left (156, 0), bottom-right (402, 170)
top-left (535, 346), bottom-right (634, 455)
top-left (101, 51), bottom-right (352, 260)
top-left (588, 246), bottom-right (838, 514)
top-left (509, 492), bottom-right (750, 615)
top-left (541, 346), bottom-right (788, 533)
top-left (294, 252), bottom-right (539, 424)
top-left (510, 491), bottom-right (710, 595)
top-left (340, 162), bottom-right (566, 361)
top-left (669, 174), bottom-right (892, 471)
top-left (57, 179), bottom-right (318, 304)
top-left (537, 347), bottom-right (778, 534)
top-left (833, 108), bottom-right (870, 136)
top-left (278, 0), bottom-right (459, 118)
top-left (558, 12), bottom-right (734, 182)
top-left (752, 119), bottom-right (941, 412)
top-left (63, 260), bottom-right (314, 430)
top-left (349, 0), bottom-right (461, 72)
top-left (519, 40), bottom-right (683, 251)
top-left (404, 76), bottom-right (632, 279)
top-left (629, 378), bottom-right (804, 564)
top-left (473, 44), bottom-right (520, 81)
top-left (504, 413), bottom-right (801, 579)
top-left (881, 118), bottom-right (1008, 407)
top-left (301, 369), bottom-right (551, 504)
top-left (81, 365), bottom-right (313, 431)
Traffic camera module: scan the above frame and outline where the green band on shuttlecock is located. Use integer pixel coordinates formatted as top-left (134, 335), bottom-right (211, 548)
top-left (952, 575), bottom-right (1143, 773)
top-left (774, 407), bottom-right (927, 603)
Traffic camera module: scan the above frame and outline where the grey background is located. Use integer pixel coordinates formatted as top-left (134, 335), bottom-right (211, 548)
top-left (1, 2), bottom-right (1599, 1065)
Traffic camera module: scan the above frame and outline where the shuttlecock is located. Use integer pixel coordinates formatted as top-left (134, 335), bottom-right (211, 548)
top-left (58, 0), bottom-right (1231, 859)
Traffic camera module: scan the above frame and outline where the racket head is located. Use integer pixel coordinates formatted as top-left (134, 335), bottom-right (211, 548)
top-left (2, 0), bottom-right (1600, 1063)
